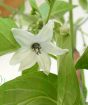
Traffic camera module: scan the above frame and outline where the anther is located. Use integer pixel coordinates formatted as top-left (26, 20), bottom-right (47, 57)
top-left (32, 43), bottom-right (41, 54)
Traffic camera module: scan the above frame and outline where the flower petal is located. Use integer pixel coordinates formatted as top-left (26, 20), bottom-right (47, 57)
top-left (36, 20), bottom-right (54, 42)
top-left (19, 51), bottom-right (36, 71)
top-left (10, 48), bottom-right (31, 65)
top-left (11, 28), bottom-right (35, 46)
top-left (41, 42), bottom-right (69, 55)
top-left (37, 52), bottom-right (51, 75)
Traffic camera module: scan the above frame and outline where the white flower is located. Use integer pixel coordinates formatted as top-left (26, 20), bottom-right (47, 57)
top-left (10, 20), bottom-right (68, 75)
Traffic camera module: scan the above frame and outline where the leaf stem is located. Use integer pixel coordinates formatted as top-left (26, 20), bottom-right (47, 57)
top-left (79, 28), bottom-right (88, 36)
top-left (79, 28), bottom-right (86, 47)
top-left (77, 16), bottom-right (88, 28)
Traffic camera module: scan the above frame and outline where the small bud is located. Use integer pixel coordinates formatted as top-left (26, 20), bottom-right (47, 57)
top-left (60, 23), bottom-right (70, 36)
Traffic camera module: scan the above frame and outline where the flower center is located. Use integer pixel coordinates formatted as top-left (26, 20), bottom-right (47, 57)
top-left (32, 43), bottom-right (41, 55)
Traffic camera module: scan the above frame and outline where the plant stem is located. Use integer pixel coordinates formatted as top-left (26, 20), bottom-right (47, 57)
top-left (69, 0), bottom-right (74, 52)
top-left (45, 0), bottom-right (56, 23)
top-left (69, 1), bottom-right (86, 104)
top-left (46, 6), bottom-right (52, 23)
top-left (56, 0), bottom-right (83, 103)
top-left (57, 0), bottom-right (84, 104)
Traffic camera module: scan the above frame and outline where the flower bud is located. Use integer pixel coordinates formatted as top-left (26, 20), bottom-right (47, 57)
top-left (60, 23), bottom-right (70, 36)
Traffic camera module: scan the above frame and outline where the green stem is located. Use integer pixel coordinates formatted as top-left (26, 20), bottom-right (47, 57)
top-left (69, 1), bottom-right (86, 104)
top-left (69, 0), bottom-right (74, 52)
top-left (45, 0), bottom-right (56, 23)
top-left (56, 0), bottom-right (84, 104)
top-left (45, 4), bottom-right (52, 24)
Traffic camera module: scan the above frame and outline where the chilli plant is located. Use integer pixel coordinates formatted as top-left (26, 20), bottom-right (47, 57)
top-left (0, 0), bottom-right (88, 105)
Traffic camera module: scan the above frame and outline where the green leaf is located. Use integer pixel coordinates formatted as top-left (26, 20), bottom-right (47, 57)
top-left (79, 0), bottom-right (88, 11)
top-left (39, 1), bottom-right (74, 21)
top-left (51, 1), bottom-right (74, 17)
top-left (76, 47), bottom-right (88, 69)
top-left (55, 22), bottom-right (83, 104)
top-left (0, 65), bottom-right (57, 105)
top-left (29, 0), bottom-right (38, 10)
top-left (39, 2), bottom-right (50, 21)
top-left (0, 18), bottom-right (20, 56)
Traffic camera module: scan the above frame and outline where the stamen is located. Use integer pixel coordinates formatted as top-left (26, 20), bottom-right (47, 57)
top-left (32, 43), bottom-right (41, 54)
